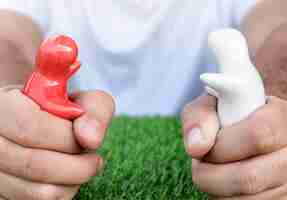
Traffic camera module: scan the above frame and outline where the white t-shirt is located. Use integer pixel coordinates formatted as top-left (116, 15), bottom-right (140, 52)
top-left (0, 0), bottom-right (257, 115)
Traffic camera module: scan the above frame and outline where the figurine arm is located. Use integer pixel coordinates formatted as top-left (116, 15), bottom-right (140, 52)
top-left (200, 73), bottom-right (240, 96)
top-left (67, 61), bottom-right (81, 77)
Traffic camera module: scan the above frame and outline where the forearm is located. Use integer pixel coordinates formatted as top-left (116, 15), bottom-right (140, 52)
top-left (240, 0), bottom-right (287, 99)
top-left (242, 0), bottom-right (287, 55)
top-left (0, 10), bottom-right (43, 86)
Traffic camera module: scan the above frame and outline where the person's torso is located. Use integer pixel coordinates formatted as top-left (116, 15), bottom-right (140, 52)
top-left (44, 0), bottom-right (238, 115)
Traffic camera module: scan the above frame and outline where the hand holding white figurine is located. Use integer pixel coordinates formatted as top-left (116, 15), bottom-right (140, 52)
top-left (181, 27), bottom-right (287, 198)
top-left (200, 29), bottom-right (266, 126)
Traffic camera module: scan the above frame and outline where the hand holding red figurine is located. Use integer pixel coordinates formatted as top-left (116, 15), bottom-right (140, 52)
top-left (23, 35), bottom-right (84, 119)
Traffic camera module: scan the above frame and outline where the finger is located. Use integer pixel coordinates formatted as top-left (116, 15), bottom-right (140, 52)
top-left (205, 96), bottom-right (287, 163)
top-left (0, 170), bottom-right (79, 200)
top-left (192, 147), bottom-right (287, 197)
top-left (216, 184), bottom-right (287, 200)
top-left (72, 90), bottom-right (115, 150)
top-left (0, 89), bottom-right (82, 154)
top-left (0, 135), bottom-right (103, 185)
top-left (181, 94), bottom-right (220, 159)
top-left (0, 85), bottom-right (23, 92)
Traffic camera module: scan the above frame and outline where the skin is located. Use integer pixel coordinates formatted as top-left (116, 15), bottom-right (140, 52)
top-left (0, 87), bottom-right (115, 200)
top-left (0, 0), bottom-right (286, 199)
top-left (0, 10), bottom-right (115, 200)
top-left (182, 0), bottom-right (287, 199)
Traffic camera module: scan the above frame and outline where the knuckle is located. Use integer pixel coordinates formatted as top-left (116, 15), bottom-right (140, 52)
top-left (248, 112), bottom-right (276, 153)
top-left (90, 90), bottom-right (115, 110)
top-left (181, 95), bottom-right (216, 123)
top-left (191, 164), bottom-right (202, 188)
top-left (192, 173), bottom-right (201, 189)
top-left (196, 108), bottom-right (212, 121)
top-left (192, 172), bottom-right (207, 194)
top-left (236, 166), bottom-right (262, 194)
top-left (23, 150), bottom-right (49, 182)
top-left (181, 102), bottom-right (193, 120)
top-left (31, 185), bottom-right (67, 200)
top-left (14, 115), bottom-right (33, 143)
top-left (22, 150), bottom-right (35, 179)
top-left (98, 90), bottom-right (116, 113)
top-left (14, 111), bottom-right (41, 147)
top-left (79, 158), bottom-right (101, 184)
top-left (181, 96), bottom-right (204, 120)
top-left (182, 103), bottom-right (210, 122)
top-left (78, 168), bottom-right (96, 184)
top-left (84, 90), bottom-right (116, 121)
top-left (0, 90), bottom-right (41, 146)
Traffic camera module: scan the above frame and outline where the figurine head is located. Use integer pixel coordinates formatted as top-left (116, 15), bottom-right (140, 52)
top-left (36, 35), bottom-right (78, 77)
top-left (208, 29), bottom-right (251, 74)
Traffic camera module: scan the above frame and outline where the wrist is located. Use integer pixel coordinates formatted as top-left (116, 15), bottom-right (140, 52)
top-left (254, 23), bottom-right (287, 100)
top-left (0, 38), bottom-right (32, 86)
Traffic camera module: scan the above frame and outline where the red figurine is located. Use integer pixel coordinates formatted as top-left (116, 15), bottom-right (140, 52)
top-left (22, 35), bottom-right (84, 119)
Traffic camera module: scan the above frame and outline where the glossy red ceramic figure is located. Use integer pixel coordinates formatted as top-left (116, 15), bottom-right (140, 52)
top-left (23, 35), bottom-right (84, 119)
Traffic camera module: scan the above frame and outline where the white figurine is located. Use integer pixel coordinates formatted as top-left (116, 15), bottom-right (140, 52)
top-left (200, 29), bottom-right (266, 127)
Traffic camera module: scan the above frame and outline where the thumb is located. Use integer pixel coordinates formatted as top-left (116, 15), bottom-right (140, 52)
top-left (181, 94), bottom-right (219, 159)
top-left (71, 90), bottom-right (115, 150)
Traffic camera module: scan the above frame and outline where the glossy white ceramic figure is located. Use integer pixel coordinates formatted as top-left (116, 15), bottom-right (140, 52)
top-left (200, 29), bottom-right (265, 126)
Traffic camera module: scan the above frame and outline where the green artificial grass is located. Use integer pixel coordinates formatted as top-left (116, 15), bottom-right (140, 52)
top-left (74, 117), bottom-right (209, 200)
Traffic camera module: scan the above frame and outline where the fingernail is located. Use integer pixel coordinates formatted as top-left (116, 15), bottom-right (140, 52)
top-left (185, 127), bottom-right (204, 149)
top-left (191, 159), bottom-right (199, 169)
top-left (81, 120), bottom-right (96, 134)
top-left (97, 157), bottom-right (104, 170)
top-left (80, 119), bottom-right (103, 144)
